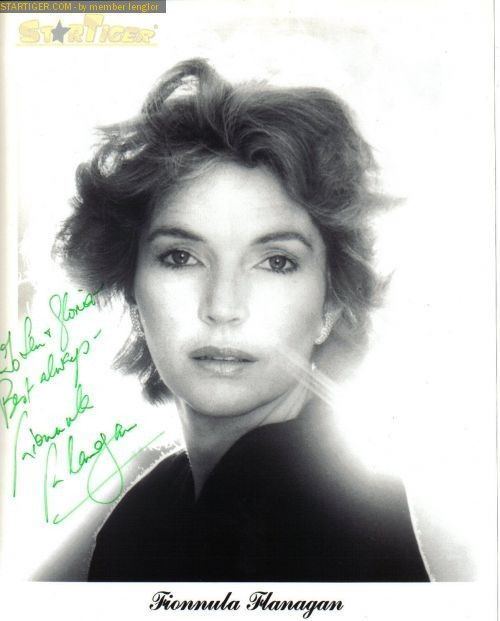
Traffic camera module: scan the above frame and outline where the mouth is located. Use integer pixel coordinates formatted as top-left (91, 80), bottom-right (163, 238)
top-left (189, 347), bottom-right (257, 376)
top-left (189, 346), bottom-right (257, 363)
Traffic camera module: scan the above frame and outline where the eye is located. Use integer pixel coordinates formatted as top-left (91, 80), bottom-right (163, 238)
top-left (159, 249), bottom-right (199, 268)
top-left (260, 254), bottom-right (298, 274)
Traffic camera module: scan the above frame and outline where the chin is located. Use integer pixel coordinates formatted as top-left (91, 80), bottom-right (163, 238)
top-left (186, 396), bottom-right (264, 418)
top-left (178, 384), bottom-right (280, 418)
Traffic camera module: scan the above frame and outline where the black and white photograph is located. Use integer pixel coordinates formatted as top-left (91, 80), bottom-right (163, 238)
top-left (0, 0), bottom-right (496, 619)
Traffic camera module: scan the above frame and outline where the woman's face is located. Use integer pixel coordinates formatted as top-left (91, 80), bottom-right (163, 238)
top-left (134, 161), bottom-right (329, 417)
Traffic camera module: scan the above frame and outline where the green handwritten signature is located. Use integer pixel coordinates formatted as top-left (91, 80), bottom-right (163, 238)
top-left (2, 287), bottom-right (164, 525)
top-left (45, 428), bottom-right (165, 525)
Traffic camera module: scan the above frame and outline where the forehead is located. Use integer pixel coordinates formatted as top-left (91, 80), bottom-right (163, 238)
top-left (148, 161), bottom-right (322, 242)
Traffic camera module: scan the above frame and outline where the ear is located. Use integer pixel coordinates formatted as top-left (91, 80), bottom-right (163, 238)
top-left (314, 305), bottom-right (341, 346)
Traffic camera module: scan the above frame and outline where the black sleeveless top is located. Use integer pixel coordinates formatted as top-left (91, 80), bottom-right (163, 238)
top-left (88, 403), bottom-right (429, 581)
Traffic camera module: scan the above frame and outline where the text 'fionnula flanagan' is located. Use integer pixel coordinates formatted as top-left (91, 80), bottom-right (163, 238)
top-left (149, 590), bottom-right (344, 619)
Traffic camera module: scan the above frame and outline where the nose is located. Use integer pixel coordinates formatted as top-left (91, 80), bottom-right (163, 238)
top-left (198, 265), bottom-right (248, 326)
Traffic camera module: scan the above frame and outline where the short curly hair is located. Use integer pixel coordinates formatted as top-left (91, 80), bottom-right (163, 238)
top-left (56, 58), bottom-right (387, 403)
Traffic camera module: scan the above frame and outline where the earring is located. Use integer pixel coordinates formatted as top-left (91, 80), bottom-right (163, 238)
top-left (315, 311), bottom-right (336, 345)
top-left (130, 306), bottom-right (144, 337)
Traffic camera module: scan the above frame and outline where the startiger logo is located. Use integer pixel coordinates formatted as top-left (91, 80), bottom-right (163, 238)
top-left (19, 14), bottom-right (157, 45)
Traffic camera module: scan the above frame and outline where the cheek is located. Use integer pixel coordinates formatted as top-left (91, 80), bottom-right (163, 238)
top-left (134, 271), bottom-right (199, 344)
top-left (248, 277), bottom-right (325, 348)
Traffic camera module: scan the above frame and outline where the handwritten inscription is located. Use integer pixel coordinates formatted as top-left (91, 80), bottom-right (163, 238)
top-left (39, 338), bottom-right (91, 387)
top-left (0, 375), bottom-right (34, 430)
top-left (1, 287), bottom-right (160, 526)
top-left (21, 382), bottom-right (94, 460)
top-left (0, 331), bottom-right (21, 375)
top-left (49, 288), bottom-right (103, 352)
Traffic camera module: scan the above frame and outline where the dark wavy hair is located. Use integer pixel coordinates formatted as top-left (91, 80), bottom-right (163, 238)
top-left (56, 58), bottom-right (388, 403)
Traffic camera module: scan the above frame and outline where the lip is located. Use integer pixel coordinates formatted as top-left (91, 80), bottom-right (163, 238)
top-left (189, 346), bottom-right (257, 363)
top-left (189, 346), bottom-right (257, 378)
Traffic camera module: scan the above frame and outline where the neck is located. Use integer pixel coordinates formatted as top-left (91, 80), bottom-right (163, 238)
top-left (176, 382), bottom-right (310, 499)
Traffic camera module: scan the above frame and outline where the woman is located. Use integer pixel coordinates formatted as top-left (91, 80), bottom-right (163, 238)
top-left (57, 58), bottom-right (429, 581)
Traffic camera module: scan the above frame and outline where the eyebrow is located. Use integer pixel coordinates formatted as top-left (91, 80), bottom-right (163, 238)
top-left (146, 226), bottom-right (313, 250)
top-left (253, 231), bottom-right (313, 250)
top-left (146, 226), bottom-right (205, 244)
